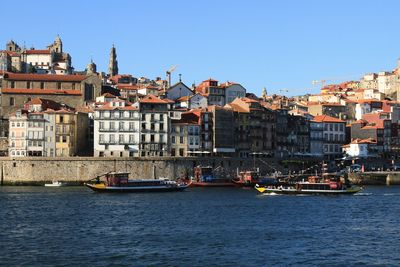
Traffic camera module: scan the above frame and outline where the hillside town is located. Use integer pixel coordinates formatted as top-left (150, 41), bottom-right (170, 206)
top-left (1, 36), bottom-right (400, 169)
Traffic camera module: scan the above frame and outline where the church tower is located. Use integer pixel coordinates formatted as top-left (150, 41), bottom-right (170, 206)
top-left (108, 45), bottom-right (118, 76)
top-left (86, 59), bottom-right (97, 74)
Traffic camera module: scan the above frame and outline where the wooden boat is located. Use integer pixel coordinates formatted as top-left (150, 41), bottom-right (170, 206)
top-left (44, 181), bottom-right (66, 187)
top-left (255, 175), bottom-right (362, 195)
top-left (190, 166), bottom-right (236, 187)
top-left (232, 170), bottom-right (277, 187)
top-left (85, 172), bottom-right (190, 193)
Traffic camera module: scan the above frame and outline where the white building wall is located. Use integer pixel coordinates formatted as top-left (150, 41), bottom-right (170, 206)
top-left (93, 109), bottom-right (140, 157)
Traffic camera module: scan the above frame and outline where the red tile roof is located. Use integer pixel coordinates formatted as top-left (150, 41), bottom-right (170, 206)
top-left (140, 94), bottom-right (170, 104)
top-left (312, 115), bottom-right (345, 123)
top-left (4, 73), bottom-right (87, 82)
top-left (2, 88), bottom-right (81, 95)
top-left (25, 49), bottom-right (51, 55)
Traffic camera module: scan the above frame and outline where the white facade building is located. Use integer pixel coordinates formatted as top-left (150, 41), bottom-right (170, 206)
top-left (94, 100), bottom-right (140, 157)
top-left (224, 83), bottom-right (246, 104)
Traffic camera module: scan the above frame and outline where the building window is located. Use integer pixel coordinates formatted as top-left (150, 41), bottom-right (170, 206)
top-left (129, 122), bottom-right (134, 130)
top-left (9, 97), bottom-right (15, 106)
top-left (40, 82), bottom-right (44, 89)
top-left (129, 135), bottom-right (134, 143)
top-left (119, 122), bottom-right (124, 130)
top-left (99, 134), bottom-right (104, 142)
top-left (150, 135), bottom-right (155, 142)
top-left (141, 135), bottom-right (145, 142)
top-left (72, 83), bottom-right (75, 90)
top-left (99, 122), bottom-right (104, 130)
top-left (141, 114), bottom-right (146, 120)
top-left (151, 124), bottom-right (155, 131)
top-left (57, 82), bottom-right (61, 89)
top-left (160, 114), bottom-right (164, 121)
top-left (180, 136), bottom-right (184, 144)
top-left (119, 135), bottom-right (124, 143)
top-left (172, 136), bottom-right (175, 144)
top-left (160, 123), bottom-right (164, 131)
top-left (110, 122), bottom-right (115, 130)
top-left (179, 148), bottom-right (184, 156)
top-left (11, 81), bottom-right (15, 88)
top-left (59, 115), bottom-right (64, 123)
top-left (27, 82), bottom-right (31, 89)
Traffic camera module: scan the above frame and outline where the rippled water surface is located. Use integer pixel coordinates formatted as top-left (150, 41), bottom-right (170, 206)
top-left (1, 186), bottom-right (400, 266)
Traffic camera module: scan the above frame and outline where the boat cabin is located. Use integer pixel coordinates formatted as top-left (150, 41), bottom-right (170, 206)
top-left (194, 166), bottom-right (214, 182)
top-left (238, 171), bottom-right (259, 184)
top-left (105, 172), bottom-right (130, 186)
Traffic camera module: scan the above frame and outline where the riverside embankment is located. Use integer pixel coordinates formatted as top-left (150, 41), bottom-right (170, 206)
top-left (0, 157), bottom-right (284, 185)
top-left (348, 171), bottom-right (400, 185)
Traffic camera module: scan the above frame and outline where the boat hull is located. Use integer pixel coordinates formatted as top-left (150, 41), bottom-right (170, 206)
top-left (85, 183), bottom-right (188, 193)
top-left (255, 186), bottom-right (362, 195)
top-left (190, 181), bottom-right (236, 187)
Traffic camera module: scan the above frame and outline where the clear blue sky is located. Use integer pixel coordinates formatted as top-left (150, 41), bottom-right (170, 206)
top-left (2, 0), bottom-right (400, 96)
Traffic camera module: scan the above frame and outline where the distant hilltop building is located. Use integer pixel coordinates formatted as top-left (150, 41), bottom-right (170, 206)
top-left (0, 35), bottom-right (73, 75)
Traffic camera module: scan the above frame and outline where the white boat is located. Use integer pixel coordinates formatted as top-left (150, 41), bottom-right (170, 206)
top-left (44, 181), bottom-right (65, 187)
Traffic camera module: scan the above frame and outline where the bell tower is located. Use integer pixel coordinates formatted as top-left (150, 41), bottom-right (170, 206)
top-left (108, 44), bottom-right (118, 76)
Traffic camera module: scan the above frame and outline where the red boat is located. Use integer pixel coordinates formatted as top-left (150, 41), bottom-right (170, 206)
top-left (190, 166), bottom-right (236, 187)
top-left (232, 170), bottom-right (278, 187)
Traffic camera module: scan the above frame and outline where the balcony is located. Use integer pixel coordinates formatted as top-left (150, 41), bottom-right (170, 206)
top-left (98, 128), bottom-right (138, 133)
top-left (95, 115), bottom-right (139, 120)
top-left (141, 129), bottom-right (166, 134)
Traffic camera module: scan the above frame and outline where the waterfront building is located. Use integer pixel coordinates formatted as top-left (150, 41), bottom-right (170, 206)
top-left (8, 98), bottom-right (89, 157)
top-left (312, 115), bottom-right (346, 160)
top-left (207, 105), bottom-right (235, 156)
top-left (287, 114), bottom-right (310, 156)
top-left (309, 119), bottom-right (324, 157)
top-left (134, 95), bottom-right (172, 157)
top-left (228, 97), bottom-right (275, 158)
top-left (93, 99), bottom-right (140, 157)
top-left (350, 112), bottom-right (392, 154)
top-left (342, 138), bottom-right (377, 158)
top-left (170, 111), bottom-right (201, 156)
top-left (8, 110), bottom-right (28, 157)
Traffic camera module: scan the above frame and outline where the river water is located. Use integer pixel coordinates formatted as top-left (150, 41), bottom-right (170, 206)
top-left (0, 186), bottom-right (399, 266)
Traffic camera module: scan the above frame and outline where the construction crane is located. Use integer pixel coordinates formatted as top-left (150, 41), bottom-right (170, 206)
top-left (166, 65), bottom-right (178, 89)
top-left (279, 89), bottom-right (288, 95)
top-left (312, 74), bottom-right (362, 89)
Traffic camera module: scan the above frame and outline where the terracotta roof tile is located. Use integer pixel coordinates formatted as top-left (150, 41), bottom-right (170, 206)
top-left (4, 73), bottom-right (87, 82)
top-left (2, 88), bottom-right (81, 95)
top-left (312, 115), bottom-right (345, 123)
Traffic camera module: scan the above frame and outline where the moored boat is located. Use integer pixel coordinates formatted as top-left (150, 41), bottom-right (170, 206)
top-left (255, 175), bottom-right (362, 195)
top-left (44, 181), bottom-right (66, 187)
top-left (85, 172), bottom-right (190, 193)
top-left (232, 170), bottom-right (277, 187)
top-left (190, 166), bottom-right (236, 187)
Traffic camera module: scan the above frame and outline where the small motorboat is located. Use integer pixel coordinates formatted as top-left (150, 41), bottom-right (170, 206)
top-left (44, 181), bottom-right (65, 187)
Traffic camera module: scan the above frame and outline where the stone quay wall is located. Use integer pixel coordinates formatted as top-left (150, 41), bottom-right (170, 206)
top-left (0, 157), bottom-right (281, 185)
top-left (348, 172), bottom-right (400, 185)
